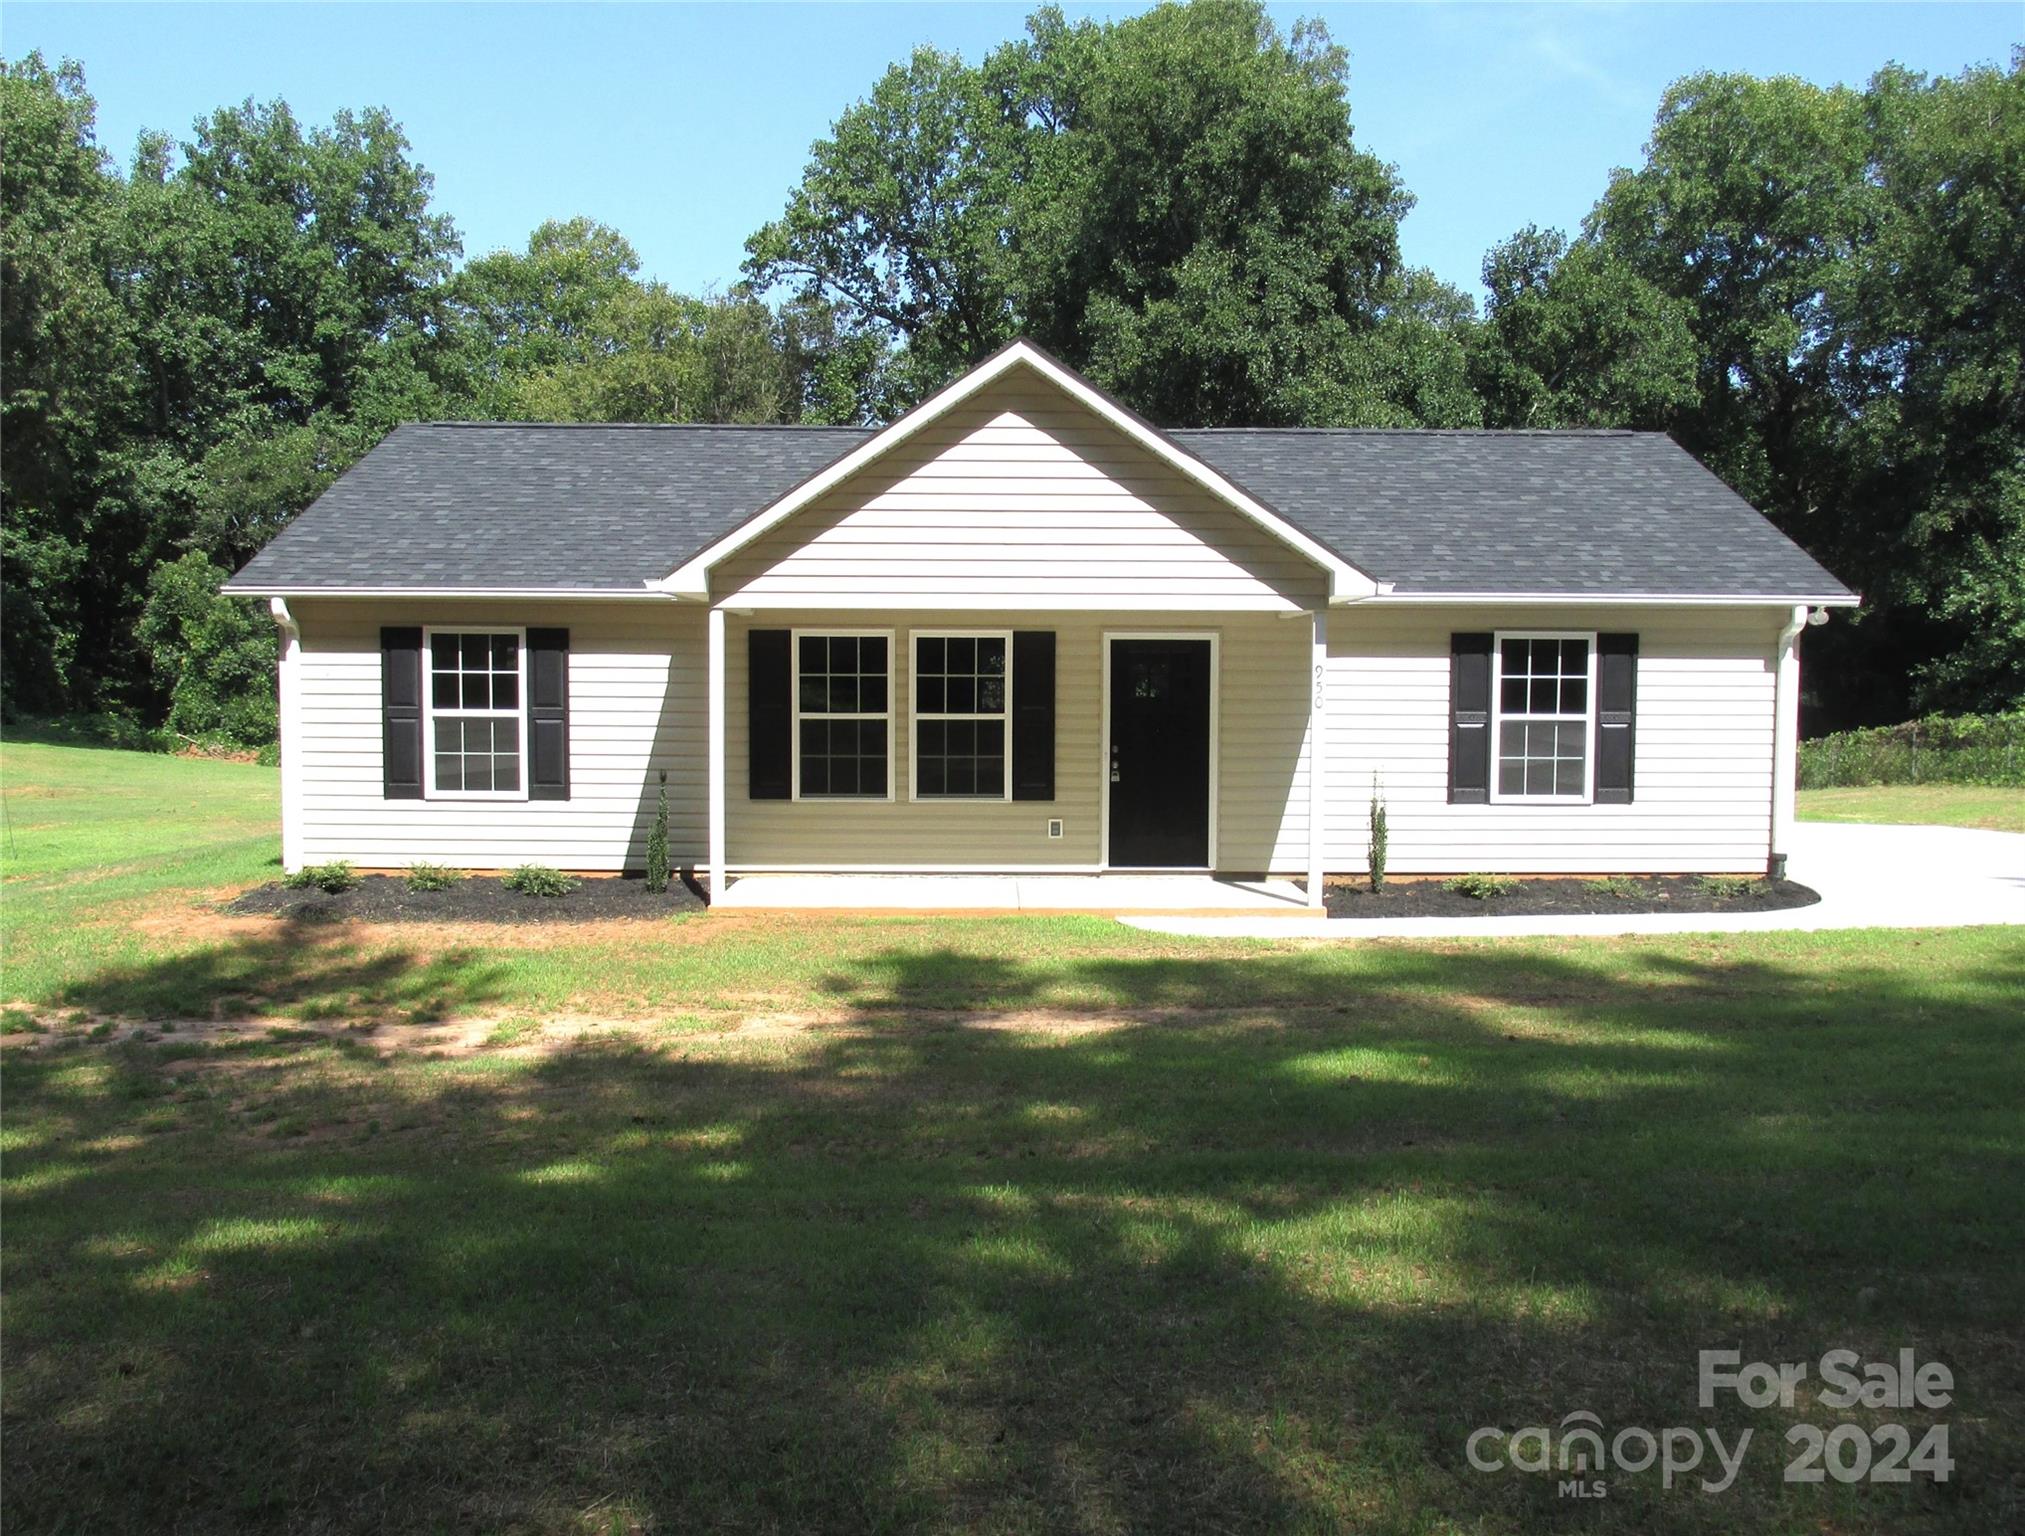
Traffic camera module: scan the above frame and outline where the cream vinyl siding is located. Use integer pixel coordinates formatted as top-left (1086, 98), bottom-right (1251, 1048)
top-left (290, 599), bottom-right (706, 871)
top-left (727, 610), bottom-right (1311, 872)
top-left (714, 377), bottom-right (1327, 612)
top-left (1324, 605), bottom-right (1784, 874)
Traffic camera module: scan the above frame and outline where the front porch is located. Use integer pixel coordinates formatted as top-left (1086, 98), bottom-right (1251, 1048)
top-left (712, 872), bottom-right (1312, 915)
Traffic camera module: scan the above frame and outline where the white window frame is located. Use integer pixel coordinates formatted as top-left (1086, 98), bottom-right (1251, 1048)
top-left (790, 627), bottom-right (896, 802)
top-left (1489, 629), bottom-right (1597, 805)
top-left (908, 628), bottom-right (1014, 803)
top-left (421, 625), bottom-right (529, 802)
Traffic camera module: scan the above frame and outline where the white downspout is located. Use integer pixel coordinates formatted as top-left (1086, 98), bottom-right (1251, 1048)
top-left (1307, 607), bottom-right (1328, 908)
top-left (1769, 604), bottom-right (1808, 880)
top-left (707, 605), bottom-right (727, 905)
top-left (267, 598), bottom-right (304, 874)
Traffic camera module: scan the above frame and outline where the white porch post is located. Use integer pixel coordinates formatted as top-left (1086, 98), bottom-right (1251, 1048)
top-left (707, 605), bottom-right (727, 902)
top-left (268, 599), bottom-right (304, 873)
top-left (1307, 606), bottom-right (1328, 908)
top-left (1769, 604), bottom-right (1807, 879)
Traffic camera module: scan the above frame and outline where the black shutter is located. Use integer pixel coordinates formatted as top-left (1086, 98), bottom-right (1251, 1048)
top-left (381, 626), bottom-right (423, 799)
top-left (1594, 632), bottom-right (1638, 804)
top-left (749, 629), bottom-right (792, 799)
top-left (1011, 630), bottom-right (1056, 801)
top-left (1448, 632), bottom-right (1492, 805)
top-left (526, 627), bottom-right (570, 800)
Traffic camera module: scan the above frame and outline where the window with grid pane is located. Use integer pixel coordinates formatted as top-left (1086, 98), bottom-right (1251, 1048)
top-left (425, 630), bottom-right (524, 796)
top-left (913, 634), bottom-right (1009, 798)
top-left (1492, 634), bottom-right (1592, 800)
top-left (795, 633), bottom-right (889, 798)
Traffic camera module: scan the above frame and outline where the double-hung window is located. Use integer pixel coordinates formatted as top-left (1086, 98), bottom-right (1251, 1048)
top-left (1491, 633), bottom-right (1594, 801)
top-left (912, 632), bottom-right (1010, 799)
top-left (795, 631), bottom-right (891, 798)
top-left (425, 629), bottom-right (525, 797)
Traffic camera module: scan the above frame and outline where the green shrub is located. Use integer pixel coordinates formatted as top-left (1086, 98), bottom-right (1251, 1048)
top-left (1696, 874), bottom-right (1759, 900)
top-left (10, 712), bottom-right (176, 753)
top-left (1582, 876), bottom-right (1644, 900)
top-left (503, 864), bottom-right (576, 898)
top-left (282, 860), bottom-right (358, 894)
top-left (645, 770), bottom-right (670, 893)
top-left (1367, 778), bottom-right (1388, 893)
top-left (1444, 872), bottom-right (1511, 901)
top-left (136, 552), bottom-right (279, 748)
top-left (1798, 712), bottom-right (2025, 788)
top-left (405, 862), bottom-right (460, 892)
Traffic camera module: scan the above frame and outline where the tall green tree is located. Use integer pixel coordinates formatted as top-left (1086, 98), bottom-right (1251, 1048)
top-left (745, 0), bottom-right (1427, 427)
top-left (1004, 0), bottom-right (1415, 425)
top-left (445, 218), bottom-right (810, 423)
top-left (1, 54), bottom-right (134, 712)
top-left (1469, 226), bottom-right (1697, 429)
top-left (1582, 58), bottom-right (2025, 720)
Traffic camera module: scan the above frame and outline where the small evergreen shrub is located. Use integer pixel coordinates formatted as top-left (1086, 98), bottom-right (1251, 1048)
top-left (1444, 872), bottom-right (1511, 901)
top-left (283, 860), bottom-right (358, 894)
top-left (503, 864), bottom-right (576, 898)
top-left (1367, 777), bottom-right (1388, 893)
top-left (405, 862), bottom-right (460, 892)
top-left (645, 770), bottom-right (671, 893)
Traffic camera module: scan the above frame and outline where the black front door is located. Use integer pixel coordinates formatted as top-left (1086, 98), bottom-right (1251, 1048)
top-left (1108, 638), bottom-right (1212, 867)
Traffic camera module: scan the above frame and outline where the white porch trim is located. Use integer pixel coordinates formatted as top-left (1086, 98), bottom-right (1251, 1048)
top-left (268, 598), bottom-right (304, 873)
top-left (1769, 604), bottom-right (1806, 877)
top-left (707, 606), bottom-right (727, 898)
top-left (1308, 607), bottom-right (1327, 908)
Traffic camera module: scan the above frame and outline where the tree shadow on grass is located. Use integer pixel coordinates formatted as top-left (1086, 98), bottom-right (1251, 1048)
top-left (50, 913), bottom-right (512, 1022)
top-left (4, 936), bottom-right (2021, 1533)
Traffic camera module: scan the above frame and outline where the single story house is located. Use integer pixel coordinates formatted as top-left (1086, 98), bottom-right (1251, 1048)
top-left (224, 341), bottom-right (1857, 906)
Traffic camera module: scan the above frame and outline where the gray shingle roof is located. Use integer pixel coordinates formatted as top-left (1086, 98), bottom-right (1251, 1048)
top-left (1173, 428), bottom-right (1853, 598)
top-left (228, 422), bottom-right (873, 593)
top-left (227, 419), bottom-right (1854, 601)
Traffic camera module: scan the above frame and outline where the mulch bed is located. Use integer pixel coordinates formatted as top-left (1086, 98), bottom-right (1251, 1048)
top-left (227, 872), bottom-right (709, 925)
top-left (1324, 874), bottom-right (1820, 920)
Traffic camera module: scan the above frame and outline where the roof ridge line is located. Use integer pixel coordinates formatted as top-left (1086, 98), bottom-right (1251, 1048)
top-left (406, 420), bottom-right (874, 431)
top-left (1168, 426), bottom-right (1653, 437)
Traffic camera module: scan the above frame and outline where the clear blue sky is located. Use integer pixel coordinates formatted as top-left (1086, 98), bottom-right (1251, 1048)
top-left (6, 2), bottom-right (2018, 301)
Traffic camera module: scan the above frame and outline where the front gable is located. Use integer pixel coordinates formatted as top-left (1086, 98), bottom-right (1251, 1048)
top-left (667, 342), bottom-right (1372, 611)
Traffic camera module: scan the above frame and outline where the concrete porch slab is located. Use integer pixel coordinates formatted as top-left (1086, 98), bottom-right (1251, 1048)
top-left (713, 874), bottom-right (1313, 915)
top-left (1119, 822), bottom-right (2025, 940)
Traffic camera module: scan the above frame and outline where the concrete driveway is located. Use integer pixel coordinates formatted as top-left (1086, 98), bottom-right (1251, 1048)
top-left (1123, 820), bottom-right (2025, 940)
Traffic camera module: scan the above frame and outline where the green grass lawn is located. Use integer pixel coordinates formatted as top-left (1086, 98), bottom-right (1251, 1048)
top-left (5, 740), bottom-right (2023, 1533)
top-left (1798, 783), bottom-right (2023, 832)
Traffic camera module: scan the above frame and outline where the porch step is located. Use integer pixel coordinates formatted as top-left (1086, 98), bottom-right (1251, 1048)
top-left (712, 874), bottom-right (1313, 915)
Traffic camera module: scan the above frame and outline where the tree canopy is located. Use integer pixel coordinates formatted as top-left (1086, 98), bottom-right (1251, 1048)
top-left (3, 16), bottom-right (2020, 735)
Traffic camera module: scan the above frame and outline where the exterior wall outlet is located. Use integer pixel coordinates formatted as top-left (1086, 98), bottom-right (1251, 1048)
top-left (1047, 819), bottom-right (1064, 839)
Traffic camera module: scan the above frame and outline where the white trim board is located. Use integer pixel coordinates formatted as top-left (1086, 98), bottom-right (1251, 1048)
top-left (661, 340), bottom-right (1378, 603)
top-left (1373, 592), bottom-right (1860, 608)
top-left (222, 585), bottom-right (682, 601)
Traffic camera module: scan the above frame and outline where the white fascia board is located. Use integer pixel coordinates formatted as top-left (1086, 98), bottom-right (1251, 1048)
top-left (220, 585), bottom-right (683, 601)
top-left (1370, 591), bottom-right (1863, 608)
top-left (662, 340), bottom-right (1379, 603)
